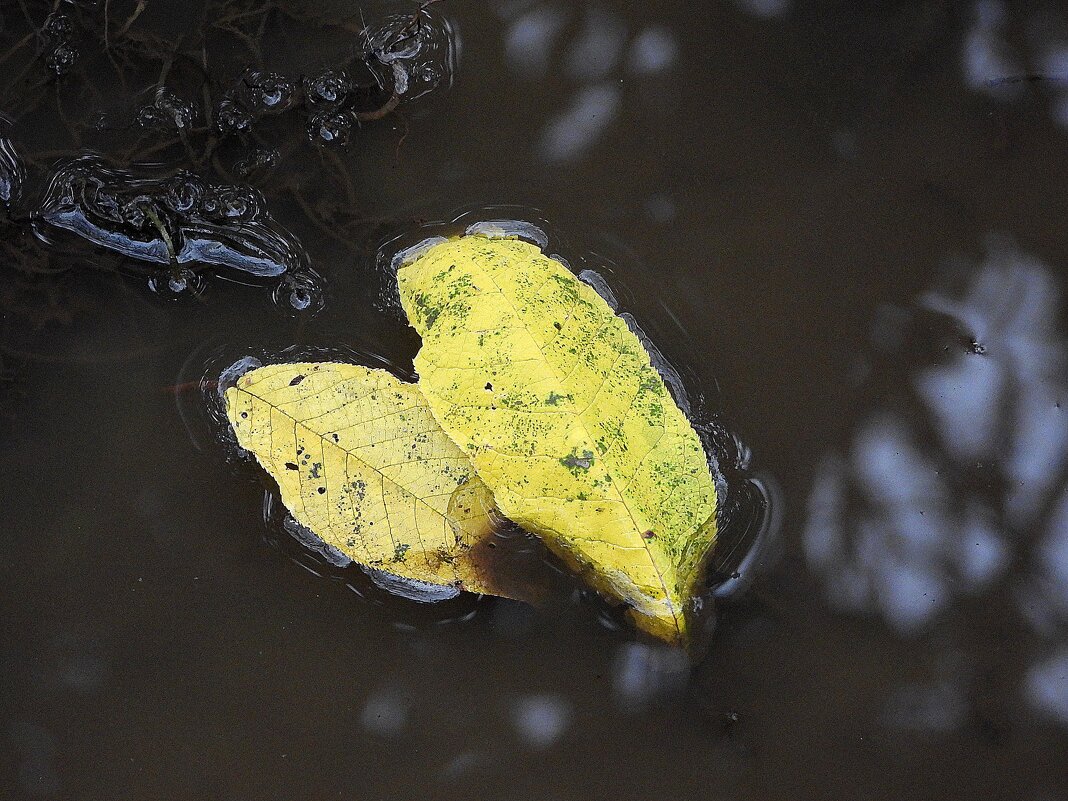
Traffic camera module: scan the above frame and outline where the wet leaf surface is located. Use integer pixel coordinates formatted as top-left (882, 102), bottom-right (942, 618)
top-left (225, 361), bottom-right (531, 597)
top-left (399, 235), bottom-right (718, 644)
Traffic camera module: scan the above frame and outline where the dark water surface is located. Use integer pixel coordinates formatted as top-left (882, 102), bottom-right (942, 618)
top-left (2, 0), bottom-right (1067, 798)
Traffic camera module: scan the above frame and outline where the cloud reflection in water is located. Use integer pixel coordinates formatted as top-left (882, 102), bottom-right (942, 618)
top-left (733, 0), bottom-right (791, 19)
top-left (804, 237), bottom-right (1068, 727)
top-left (961, 0), bottom-right (1068, 128)
top-left (498, 3), bottom-right (681, 164)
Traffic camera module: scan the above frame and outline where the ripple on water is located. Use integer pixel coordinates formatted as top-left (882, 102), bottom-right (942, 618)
top-left (0, 116), bottom-right (25, 210)
top-left (361, 4), bottom-right (460, 102)
top-left (33, 155), bottom-right (308, 280)
top-left (185, 212), bottom-right (778, 634)
top-left (374, 209), bottom-right (780, 616)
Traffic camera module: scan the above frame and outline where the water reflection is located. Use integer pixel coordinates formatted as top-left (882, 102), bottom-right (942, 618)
top-left (919, 242), bottom-right (1068, 527)
top-left (626, 25), bottom-right (678, 74)
top-left (962, 0), bottom-right (1022, 98)
top-left (1026, 646), bottom-right (1068, 725)
top-left (497, 3), bottom-right (681, 164)
top-left (733, 0), bottom-right (791, 19)
top-left (510, 694), bottom-right (572, 747)
top-left (541, 82), bottom-right (623, 163)
top-left (806, 418), bottom-right (1009, 632)
top-left (881, 680), bottom-right (967, 733)
top-left (360, 687), bottom-right (410, 737)
top-left (0, 117), bottom-right (24, 209)
top-left (961, 0), bottom-right (1068, 126)
top-left (1022, 484), bottom-right (1068, 726)
top-left (804, 236), bottom-right (1068, 727)
top-left (611, 641), bottom-right (690, 711)
top-left (502, 4), bottom-right (568, 81)
top-left (35, 155), bottom-right (308, 280)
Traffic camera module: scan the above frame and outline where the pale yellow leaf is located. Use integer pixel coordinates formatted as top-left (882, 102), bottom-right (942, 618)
top-left (224, 362), bottom-right (505, 594)
top-left (398, 235), bottom-right (718, 644)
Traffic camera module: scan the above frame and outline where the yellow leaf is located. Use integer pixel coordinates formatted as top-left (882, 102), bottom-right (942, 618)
top-left (224, 362), bottom-right (506, 594)
top-left (398, 235), bottom-right (718, 644)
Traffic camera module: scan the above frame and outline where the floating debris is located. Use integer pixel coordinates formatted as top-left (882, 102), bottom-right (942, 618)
top-left (237, 70), bottom-right (297, 115)
top-left (306, 111), bottom-right (352, 146)
top-left (303, 70), bottom-right (353, 107)
top-left (214, 98), bottom-right (254, 134)
top-left (136, 88), bottom-right (197, 132)
top-left (34, 155), bottom-right (307, 278)
top-left (214, 61), bottom-right (397, 148)
top-left (45, 43), bottom-right (78, 76)
top-left (272, 268), bottom-right (325, 314)
top-left (41, 11), bottom-right (75, 42)
top-left (232, 147), bottom-right (279, 179)
top-left (41, 11), bottom-right (78, 76)
top-left (362, 7), bottom-right (459, 101)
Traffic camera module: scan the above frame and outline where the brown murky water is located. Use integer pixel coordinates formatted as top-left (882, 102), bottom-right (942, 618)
top-left (1, 0), bottom-right (1067, 798)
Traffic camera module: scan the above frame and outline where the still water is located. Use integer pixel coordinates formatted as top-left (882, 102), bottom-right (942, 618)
top-left (1, 0), bottom-right (1066, 798)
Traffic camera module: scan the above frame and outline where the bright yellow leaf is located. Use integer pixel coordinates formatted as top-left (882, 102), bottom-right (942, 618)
top-left (224, 362), bottom-right (505, 594)
top-left (398, 235), bottom-right (718, 644)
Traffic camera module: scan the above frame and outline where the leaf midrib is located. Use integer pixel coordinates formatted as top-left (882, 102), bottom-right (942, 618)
top-left (233, 381), bottom-right (474, 566)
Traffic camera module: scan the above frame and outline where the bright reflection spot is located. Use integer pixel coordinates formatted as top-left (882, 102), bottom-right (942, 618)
top-left (504, 5), bottom-right (568, 81)
top-left (1025, 647), bottom-right (1068, 725)
top-left (962, 0), bottom-right (1022, 97)
top-left (1032, 487), bottom-right (1068, 625)
top-left (565, 7), bottom-right (627, 80)
top-left (612, 642), bottom-right (690, 711)
top-left (851, 414), bottom-right (941, 508)
top-left (642, 193), bottom-right (676, 223)
top-left (805, 238), bottom-right (1068, 633)
top-left (626, 26), bottom-right (678, 75)
top-left (1006, 385), bottom-right (1068, 526)
top-left (915, 354), bottom-right (1004, 462)
top-left (1037, 42), bottom-right (1068, 128)
top-left (540, 82), bottom-right (622, 163)
top-left (442, 751), bottom-right (484, 780)
top-left (734, 0), bottom-right (791, 19)
top-left (957, 504), bottom-right (1007, 586)
top-left (501, 3), bottom-right (680, 163)
top-left (510, 694), bottom-right (572, 748)
top-left (359, 689), bottom-right (408, 736)
top-left (882, 681), bottom-right (966, 732)
top-left (805, 235), bottom-right (1068, 727)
